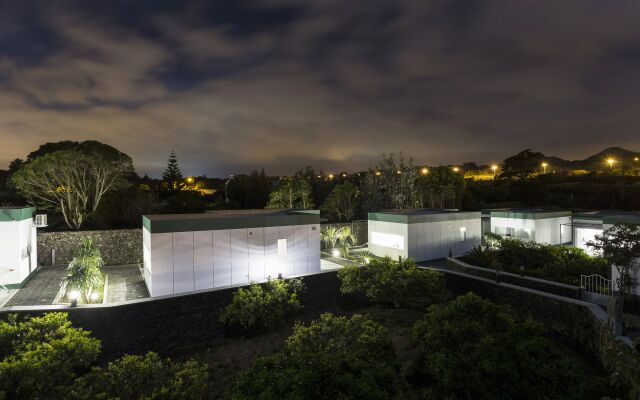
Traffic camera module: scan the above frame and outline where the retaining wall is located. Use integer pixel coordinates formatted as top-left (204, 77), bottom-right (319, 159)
top-left (38, 229), bottom-right (142, 266)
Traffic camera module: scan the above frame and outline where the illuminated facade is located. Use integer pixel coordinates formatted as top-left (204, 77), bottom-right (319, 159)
top-left (142, 209), bottom-right (320, 297)
top-left (368, 209), bottom-right (481, 261)
top-left (573, 211), bottom-right (640, 255)
top-left (482, 209), bottom-right (572, 245)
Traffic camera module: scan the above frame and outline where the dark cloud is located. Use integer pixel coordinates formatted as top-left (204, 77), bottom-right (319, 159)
top-left (0, 0), bottom-right (639, 176)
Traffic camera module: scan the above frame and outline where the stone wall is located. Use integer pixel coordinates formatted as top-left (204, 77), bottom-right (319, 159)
top-left (38, 229), bottom-right (142, 266)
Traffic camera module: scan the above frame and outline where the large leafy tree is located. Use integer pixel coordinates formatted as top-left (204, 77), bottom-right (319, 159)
top-left (359, 153), bottom-right (418, 212)
top-left (321, 181), bottom-right (359, 221)
top-left (267, 176), bottom-right (314, 209)
top-left (412, 293), bottom-right (604, 400)
top-left (11, 141), bottom-right (134, 229)
top-left (499, 149), bottom-right (545, 180)
top-left (0, 313), bottom-right (101, 400)
top-left (225, 169), bottom-right (273, 209)
top-left (230, 313), bottom-right (404, 399)
top-left (415, 166), bottom-right (465, 208)
top-left (162, 150), bottom-right (184, 190)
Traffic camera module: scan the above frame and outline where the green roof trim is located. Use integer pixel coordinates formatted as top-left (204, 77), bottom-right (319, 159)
top-left (482, 209), bottom-right (571, 220)
top-left (0, 207), bottom-right (36, 222)
top-left (369, 211), bottom-right (480, 224)
top-left (143, 210), bottom-right (320, 233)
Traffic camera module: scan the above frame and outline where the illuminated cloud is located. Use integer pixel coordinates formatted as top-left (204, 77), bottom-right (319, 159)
top-left (0, 0), bottom-right (639, 176)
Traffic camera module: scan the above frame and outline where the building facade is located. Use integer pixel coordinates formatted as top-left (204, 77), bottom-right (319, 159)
top-left (142, 209), bottom-right (321, 297)
top-left (0, 207), bottom-right (38, 288)
top-left (368, 209), bottom-right (481, 262)
top-left (482, 209), bottom-right (572, 245)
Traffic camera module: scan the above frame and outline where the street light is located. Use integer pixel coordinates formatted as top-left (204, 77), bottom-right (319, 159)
top-left (452, 167), bottom-right (460, 172)
top-left (491, 164), bottom-right (498, 177)
top-left (375, 171), bottom-right (381, 176)
top-left (541, 162), bottom-right (548, 174)
top-left (396, 170), bottom-right (402, 175)
top-left (607, 158), bottom-right (616, 170)
top-left (420, 167), bottom-right (429, 175)
top-left (328, 174), bottom-right (334, 179)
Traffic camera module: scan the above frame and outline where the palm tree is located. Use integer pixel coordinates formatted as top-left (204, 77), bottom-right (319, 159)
top-left (63, 239), bottom-right (104, 303)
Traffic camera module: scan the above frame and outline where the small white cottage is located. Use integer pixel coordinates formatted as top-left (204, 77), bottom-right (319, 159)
top-left (142, 209), bottom-right (321, 297)
top-left (368, 209), bottom-right (481, 262)
top-left (482, 208), bottom-right (572, 245)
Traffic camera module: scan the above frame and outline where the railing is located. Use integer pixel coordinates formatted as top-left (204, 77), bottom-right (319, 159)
top-left (580, 274), bottom-right (614, 296)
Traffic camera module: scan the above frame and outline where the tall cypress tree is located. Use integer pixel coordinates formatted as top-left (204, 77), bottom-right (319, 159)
top-left (162, 150), bottom-right (184, 190)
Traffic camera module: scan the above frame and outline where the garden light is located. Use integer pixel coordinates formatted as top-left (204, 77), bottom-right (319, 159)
top-left (69, 290), bottom-right (79, 307)
top-left (363, 257), bottom-right (370, 264)
top-left (91, 292), bottom-right (99, 302)
top-left (332, 249), bottom-right (340, 258)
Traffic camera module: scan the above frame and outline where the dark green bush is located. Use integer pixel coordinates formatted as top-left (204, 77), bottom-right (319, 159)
top-left (219, 278), bottom-right (305, 335)
top-left (69, 352), bottom-right (209, 400)
top-left (411, 292), bottom-right (608, 400)
top-left (0, 313), bottom-right (101, 400)
top-left (229, 313), bottom-right (404, 400)
top-left (338, 256), bottom-right (445, 308)
top-left (463, 239), bottom-right (608, 285)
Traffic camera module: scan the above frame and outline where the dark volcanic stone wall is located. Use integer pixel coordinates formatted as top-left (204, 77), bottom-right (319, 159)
top-left (38, 229), bottom-right (142, 266)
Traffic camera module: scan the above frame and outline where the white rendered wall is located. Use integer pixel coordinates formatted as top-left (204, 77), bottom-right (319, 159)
top-left (534, 216), bottom-right (572, 245)
top-left (408, 218), bottom-right (481, 261)
top-left (368, 220), bottom-right (408, 260)
top-left (0, 219), bottom-right (36, 286)
top-left (573, 226), bottom-right (602, 255)
top-left (145, 224), bottom-right (320, 297)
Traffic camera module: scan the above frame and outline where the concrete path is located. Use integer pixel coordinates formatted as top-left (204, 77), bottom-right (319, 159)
top-left (103, 265), bottom-right (149, 303)
top-left (5, 265), bottom-right (67, 306)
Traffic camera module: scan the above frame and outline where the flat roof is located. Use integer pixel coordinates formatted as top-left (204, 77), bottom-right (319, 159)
top-left (369, 209), bottom-right (480, 224)
top-left (573, 210), bottom-right (640, 225)
top-left (482, 208), bottom-right (571, 220)
top-left (143, 209), bottom-right (320, 233)
top-left (0, 206), bottom-right (36, 222)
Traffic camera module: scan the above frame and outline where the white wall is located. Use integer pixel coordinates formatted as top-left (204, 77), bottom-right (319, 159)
top-left (367, 220), bottom-right (408, 260)
top-left (0, 219), bottom-right (36, 286)
top-left (490, 216), bottom-right (571, 245)
top-left (145, 224), bottom-right (320, 297)
top-left (573, 226), bottom-right (601, 254)
top-left (369, 218), bottom-right (481, 262)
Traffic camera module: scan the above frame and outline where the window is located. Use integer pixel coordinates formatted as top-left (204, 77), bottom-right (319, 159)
top-left (371, 232), bottom-right (404, 250)
top-left (278, 239), bottom-right (288, 257)
top-left (460, 227), bottom-right (467, 242)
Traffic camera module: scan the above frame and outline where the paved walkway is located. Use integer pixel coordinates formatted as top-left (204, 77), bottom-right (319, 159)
top-left (5, 265), bottom-right (67, 306)
top-left (4, 264), bottom-right (149, 307)
top-left (104, 265), bottom-right (149, 302)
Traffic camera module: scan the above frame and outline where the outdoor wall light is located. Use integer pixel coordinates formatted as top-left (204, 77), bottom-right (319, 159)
top-left (69, 290), bottom-right (79, 307)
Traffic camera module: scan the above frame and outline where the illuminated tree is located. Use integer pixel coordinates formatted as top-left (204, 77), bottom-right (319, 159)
top-left (321, 181), bottom-right (359, 221)
top-left (267, 177), bottom-right (314, 209)
top-left (12, 144), bottom-right (133, 229)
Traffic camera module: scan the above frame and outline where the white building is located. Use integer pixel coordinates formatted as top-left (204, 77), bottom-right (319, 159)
top-left (142, 209), bottom-right (321, 297)
top-left (368, 209), bottom-right (481, 262)
top-left (573, 211), bottom-right (640, 255)
top-left (482, 209), bottom-right (572, 245)
top-left (0, 207), bottom-right (38, 289)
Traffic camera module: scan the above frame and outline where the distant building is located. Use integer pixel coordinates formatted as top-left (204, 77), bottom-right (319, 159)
top-left (573, 210), bottom-right (640, 255)
top-left (482, 208), bottom-right (572, 245)
top-left (142, 209), bottom-right (320, 297)
top-left (368, 209), bottom-right (481, 262)
top-left (0, 207), bottom-right (38, 289)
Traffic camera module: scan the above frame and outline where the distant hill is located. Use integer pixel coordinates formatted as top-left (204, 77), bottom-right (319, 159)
top-left (546, 146), bottom-right (639, 170)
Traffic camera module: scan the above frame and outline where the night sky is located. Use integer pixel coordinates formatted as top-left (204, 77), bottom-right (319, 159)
top-left (1, 0), bottom-right (639, 177)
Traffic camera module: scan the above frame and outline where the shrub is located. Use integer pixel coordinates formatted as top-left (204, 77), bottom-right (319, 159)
top-left (219, 278), bottom-right (305, 335)
top-left (69, 352), bottom-right (209, 400)
top-left (0, 313), bottom-right (101, 399)
top-left (229, 313), bottom-right (404, 400)
top-left (463, 238), bottom-right (608, 285)
top-left (338, 257), bottom-right (445, 308)
top-left (411, 292), bottom-right (607, 400)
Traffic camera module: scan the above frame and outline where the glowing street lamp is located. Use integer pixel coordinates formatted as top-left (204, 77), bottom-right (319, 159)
top-left (606, 158), bottom-right (616, 170)
top-left (342, 173), bottom-right (347, 177)
top-left (396, 170), bottom-right (402, 175)
top-left (375, 171), bottom-right (381, 176)
top-left (420, 167), bottom-right (429, 175)
top-left (328, 174), bottom-right (334, 179)
top-left (491, 164), bottom-right (498, 177)
top-left (541, 162), bottom-right (548, 174)
top-left (452, 167), bottom-right (460, 173)
top-left (634, 157), bottom-right (639, 162)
